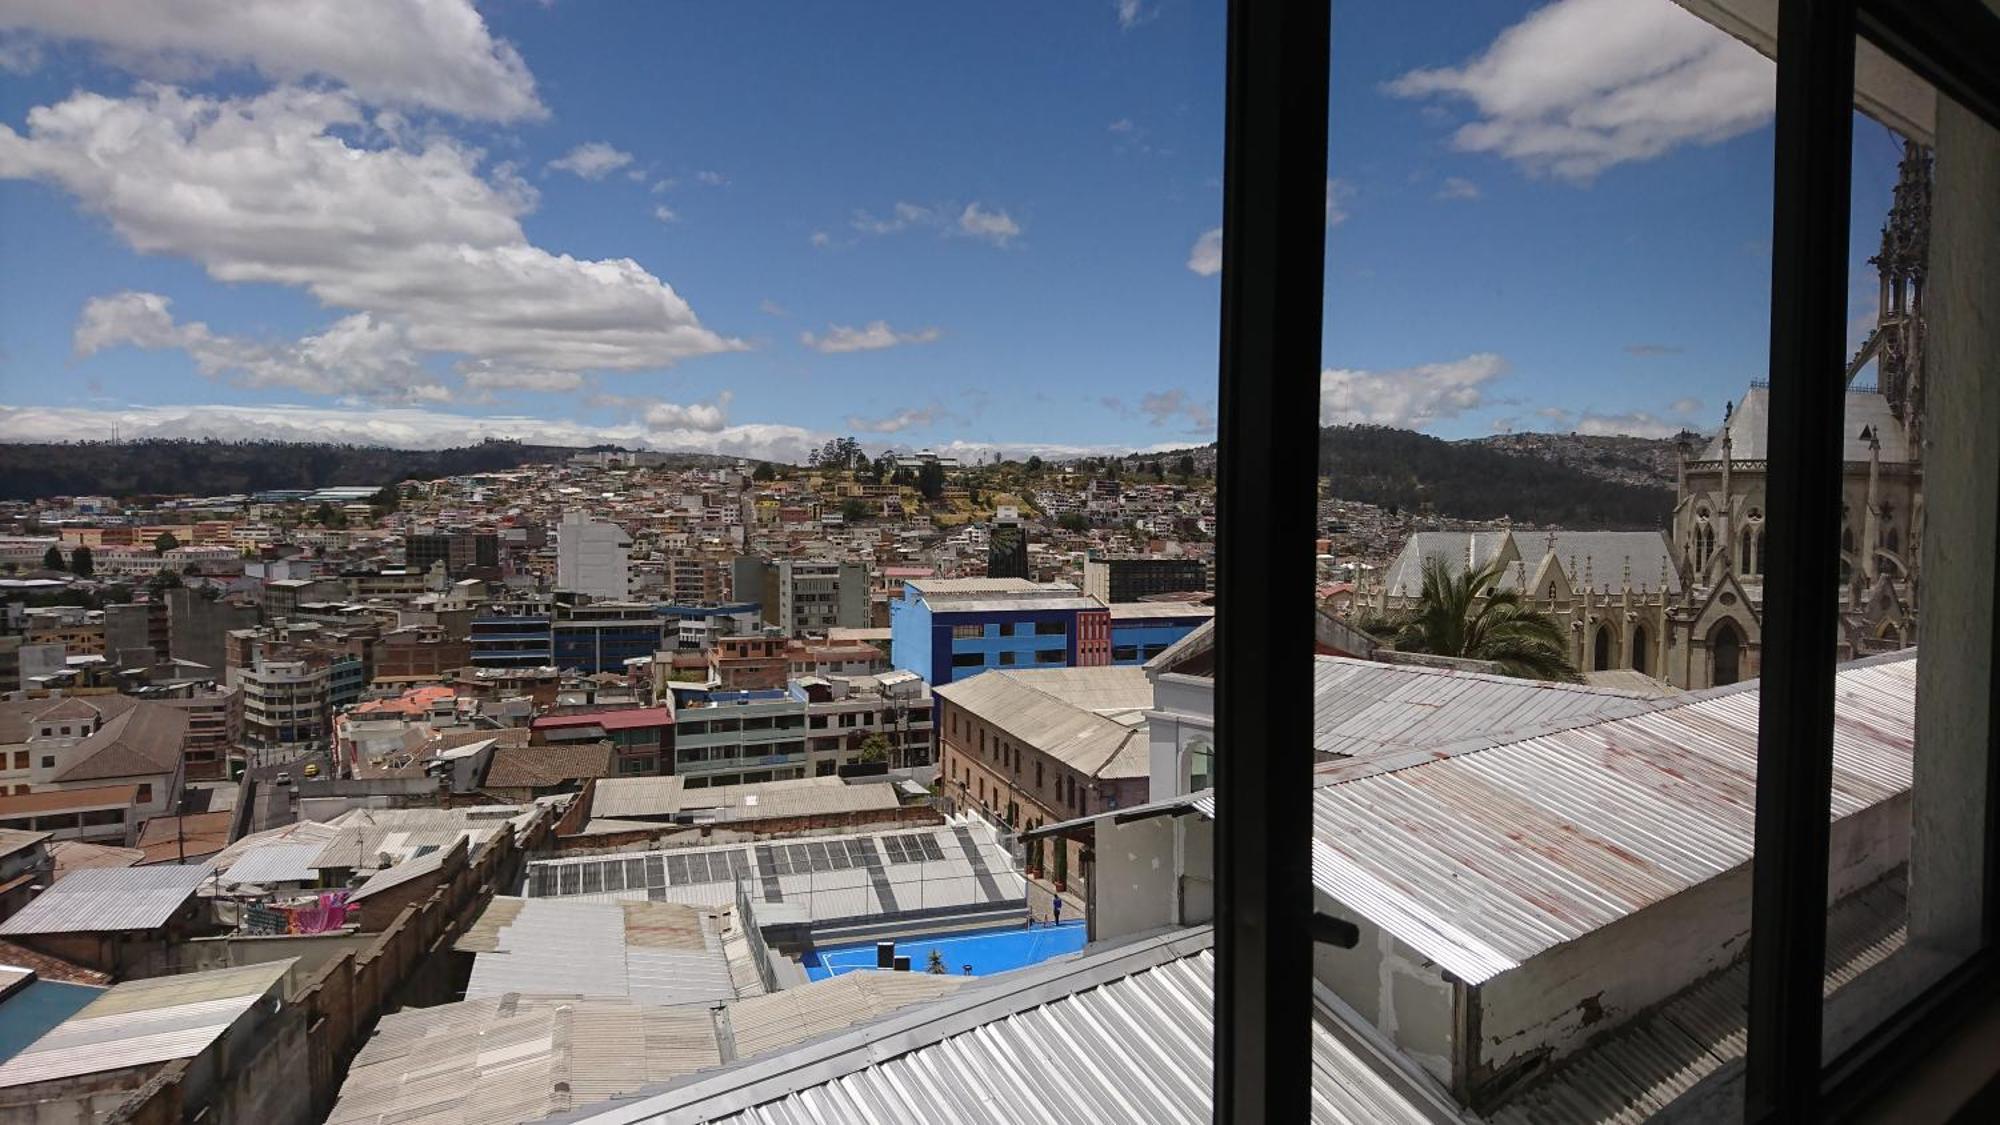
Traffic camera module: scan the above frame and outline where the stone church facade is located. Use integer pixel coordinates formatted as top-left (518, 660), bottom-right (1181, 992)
top-left (1371, 143), bottom-right (1929, 690)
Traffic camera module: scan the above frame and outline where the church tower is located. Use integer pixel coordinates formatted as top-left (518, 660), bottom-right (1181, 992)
top-left (1865, 140), bottom-right (1932, 448)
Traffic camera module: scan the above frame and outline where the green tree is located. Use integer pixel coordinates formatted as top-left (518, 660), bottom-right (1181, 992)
top-left (916, 461), bottom-right (945, 502)
top-left (42, 545), bottom-right (64, 571)
top-left (751, 462), bottom-right (777, 482)
top-left (926, 949), bottom-right (947, 974)
top-left (1175, 454), bottom-right (1196, 479)
top-left (314, 501), bottom-right (337, 526)
top-left (1056, 512), bottom-right (1089, 533)
top-left (369, 485), bottom-right (401, 515)
top-left (69, 545), bottom-right (94, 577)
top-left (146, 569), bottom-right (184, 592)
top-left (153, 531), bottom-right (180, 555)
top-left (857, 733), bottom-right (892, 763)
top-left (840, 498), bottom-right (872, 523)
top-left (1385, 556), bottom-right (1578, 681)
top-left (1025, 455), bottom-right (1044, 474)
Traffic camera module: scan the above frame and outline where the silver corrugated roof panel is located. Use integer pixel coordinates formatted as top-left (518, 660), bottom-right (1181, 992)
top-left (0, 958), bottom-right (292, 1087)
top-left (935, 668), bottom-right (1152, 776)
top-left (463, 898), bottom-right (740, 1009)
top-left (0, 863), bottom-right (212, 935)
top-left (1310, 656), bottom-right (1657, 763)
top-left (1311, 654), bottom-right (1915, 984)
top-left (553, 928), bottom-right (1454, 1125)
top-left (219, 842), bottom-right (326, 886)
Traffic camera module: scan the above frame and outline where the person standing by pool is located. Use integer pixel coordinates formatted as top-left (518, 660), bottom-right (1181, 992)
top-left (1052, 895), bottom-right (1063, 925)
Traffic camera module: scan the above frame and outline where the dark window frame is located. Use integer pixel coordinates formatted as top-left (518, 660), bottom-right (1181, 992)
top-left (1208, 0), bottom-right (2000, 1122)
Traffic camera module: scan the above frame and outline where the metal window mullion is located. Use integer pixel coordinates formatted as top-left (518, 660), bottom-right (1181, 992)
top-left (1213, 0), bottom-right (1329, 1122)
top-left (1745, 0), bottom-right (1856, 1119)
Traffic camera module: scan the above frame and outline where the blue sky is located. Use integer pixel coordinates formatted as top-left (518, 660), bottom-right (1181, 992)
top-left (0, 0), bottom-right (1908, 460)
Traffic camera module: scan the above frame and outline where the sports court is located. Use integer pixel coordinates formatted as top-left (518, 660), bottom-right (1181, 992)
top-left (802, 920), bottom-right (1088, 981)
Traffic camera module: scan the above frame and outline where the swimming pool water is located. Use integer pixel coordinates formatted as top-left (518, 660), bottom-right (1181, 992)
top-left (803, 920), bottom-right (1088, 981)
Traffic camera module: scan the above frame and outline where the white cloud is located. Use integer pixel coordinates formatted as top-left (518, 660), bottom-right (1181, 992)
top-left (1113, 1), bottom-right (1154, 31)
top-left (757, 299), bottom-right (788, 317)
top-left (846, 407), bottom-right (937, 434)
top-left (695, 170), bottom-right (728, 186)
top-left (548, 141), bottom-right (634, 180)
top-left (1436, 176), bottom-right (1481, 201)
top-left (1670, 396), bottom-right (1704, 415)
top-left (73, 290), bottom-right (450, 404)
top-left (1187, 227), bottom-right (1222, 276)
top-left (800, 321), bottom-right (942, 354)
top-left (653, 204), bottom-right (679, 223)
top-left (0, 0), bottom-right (543, 121)
top-left (1385, 0), bottom-right (1772, 181)
top-left (1319, 353), bottom-right (1508, 429)
top-left (809, 230), bottom-right (833, 248)
top-left (847, 200), bottom-right (1022, 247)
top-left (2, 85), bottom-right (742, 391)
top-left (457, 363), bottom-right (585, 394)
top-left (640, 393), bottom-right (731, 433)
top-left (1326, 177), bottom-right (1352, 225)
top-left (1108, 118), bottom-right (1135, 134)
top-left (0, 402), bottom-right (829, 461)
top-left (1572, 411), bottom-right (1683, 438)
top-left (957, 202), bottom-right (1020, 246)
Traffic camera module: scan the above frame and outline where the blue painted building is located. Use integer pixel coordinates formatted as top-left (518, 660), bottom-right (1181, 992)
top-left (891, 577), bottom-right (1209, 686)
top-left (1108, 602), bottom-right (1216, 665)
top-left (470, 614), bottom-right (554, 668)
top-left (552, 603), bottom-right (665, 675)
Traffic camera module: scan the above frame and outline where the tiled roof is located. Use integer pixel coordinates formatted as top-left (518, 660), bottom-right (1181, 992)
top-left (482, 742), bottom-right (613, 790)
top-left (51, 703), bottom-right (188, 783)
top-left (0, 785), bottom-right (139, 816)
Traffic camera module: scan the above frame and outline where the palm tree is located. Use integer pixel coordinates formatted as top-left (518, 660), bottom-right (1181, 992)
top-left (1388, 556), bottom-right (1578, 681)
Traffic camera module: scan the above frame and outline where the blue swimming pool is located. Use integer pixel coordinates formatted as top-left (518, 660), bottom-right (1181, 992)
top-left (803, 920), bottom-right (1088, 981)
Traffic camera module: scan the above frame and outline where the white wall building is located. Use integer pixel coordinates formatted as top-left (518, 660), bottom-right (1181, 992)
top-left (555, 511), bottom-right (631, 601)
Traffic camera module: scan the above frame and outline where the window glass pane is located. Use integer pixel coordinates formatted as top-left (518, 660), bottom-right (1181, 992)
top-left (1820, 50), bottom-right (1996, 1069)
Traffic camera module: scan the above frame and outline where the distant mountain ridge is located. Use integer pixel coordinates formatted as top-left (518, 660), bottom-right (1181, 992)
top-left (0, 438), bottom-right (718, 501)
top-left (1319, 426), bottom-right (1677, 530)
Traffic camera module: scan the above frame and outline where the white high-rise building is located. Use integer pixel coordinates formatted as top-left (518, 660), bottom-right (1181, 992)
top-left (556, 511), bottom-right (631, 600)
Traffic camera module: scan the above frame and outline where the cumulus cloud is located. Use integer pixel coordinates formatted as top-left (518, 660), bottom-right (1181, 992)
top-left (73, 291), bottom-right (450, 404)
top-left (1319, 353), bottom-right (1508, 429)
top-left (1670, 396), bottom-right (1704, 415)
top-left (1385, 0), bottom-right (1772, 181)
top-left (846, 200), bottom-right (1022, 247)
top-left (2, 85), bottom-right (742, 392)
top-left (1436, 176), bottom-right (1481, 201)
top-left (0, 0), bottom-right (543, 121)
top-left (1187, 227), bottom-right (1222, 276)
top-left (653, 205), bottom-right (679, 223)
top-left (456, 363), bottom-right (585, 394)
top-left (800, 321), bottom-right (942, 354)
top-left (957, 202), bottom-right (1021, 245)
top-left (846, 407), bottom-right (938, 434)
top-left (695, 170), bottom-right (728, 186)
top-left (1572, 411), bottom-right (1684, 438)
top-left (548, 141), bottom-right (634, 180)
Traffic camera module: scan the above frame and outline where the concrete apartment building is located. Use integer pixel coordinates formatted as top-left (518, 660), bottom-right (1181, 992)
top-left (555, 511), bottom-right (631, 600)
top-left (891, 577), bottom-right (1212, 686)
top-left (405, 528), bottom-right (498, 579)
top-left (777, 559), bottom-right (869, 635)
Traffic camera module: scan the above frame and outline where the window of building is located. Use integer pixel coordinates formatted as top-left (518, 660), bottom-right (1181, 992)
top-left (1035, 761), bottom-right (1043, 788)
top-left (1035, 649), bottom-right (1065, 664)
top-left (952, 652), bottom-right (985, 668)
top-left (10, 751), bottom-right (24, 769)
top-left (1112, 645), bottom-right (1140, 662)
top-left (39, 757), bottom-right (53, 770)
top-left (999, 651), bottom-right (1018, 666)
top-left (998, 622), bottom-right (1016, 637)
top-left (952, 624), bottom-right (982, 639)
top-left (1034, 620), bottom-right (1067, 636)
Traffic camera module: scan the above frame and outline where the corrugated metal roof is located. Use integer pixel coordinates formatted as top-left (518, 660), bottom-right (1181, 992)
top-left (348, 841), bottom-right (457, 902)
top-left (0, 864), bottom-right (212, 936)
top-left (555, 928), bottom-right (1454, 1125)
top-left (1311, 654), bottom-right (1915, 984)
top-left (1310, 656), bottom-right (1656, 763)
top-left (219, 842), bottom-right (325, 886)
top-left (590, 776), bottom-right (904, 822)
top-left (461, 898), bottom-right (739, 1008)
top-left (1381, 530), bottom-right (1678, 598)
top-left (935, 668), bottom-right (1151, 777)
top-left (727, 972), bottom-right (967, 1060)
top-left (0, 958), bottom-right (292, 1087)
